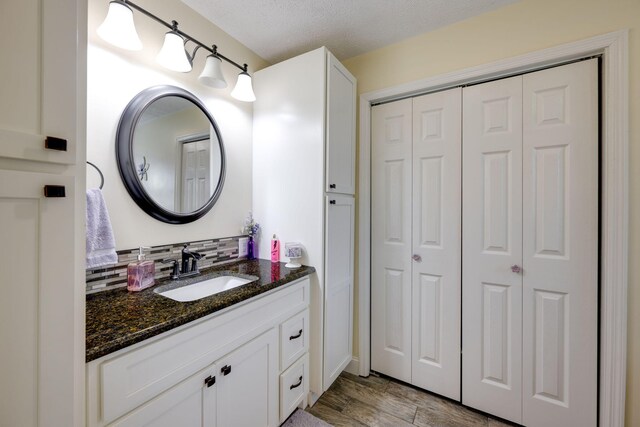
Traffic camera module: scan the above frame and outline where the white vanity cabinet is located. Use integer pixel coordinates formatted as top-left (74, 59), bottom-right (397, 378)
top-left (87, 277), bottom-right (311, 427)
top-left (253, 46), bottom-right (356, 399)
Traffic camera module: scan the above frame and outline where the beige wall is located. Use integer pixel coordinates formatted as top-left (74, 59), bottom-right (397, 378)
top-left (87, 0), bottom-right (269, 249)
top-left (342, 0), bottom-right (639, 423)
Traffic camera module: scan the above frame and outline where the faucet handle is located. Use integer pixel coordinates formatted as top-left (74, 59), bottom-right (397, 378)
top-left (162, 259), bottom-right (180, 279)
top-left (190, 252), bottom-right (202, 272)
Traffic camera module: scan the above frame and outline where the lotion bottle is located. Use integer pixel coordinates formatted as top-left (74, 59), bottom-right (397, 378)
top-left (127, 246), bottom-right (155, 291)
top-left (271, 234), bottom-right (280, 262)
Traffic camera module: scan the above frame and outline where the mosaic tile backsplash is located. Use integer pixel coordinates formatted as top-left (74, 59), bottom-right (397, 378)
top-left (85, 236), bottom-right (243, 294)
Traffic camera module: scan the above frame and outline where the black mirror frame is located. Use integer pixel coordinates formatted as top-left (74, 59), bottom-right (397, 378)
top-left (115, 85), bottom-right (226, 224)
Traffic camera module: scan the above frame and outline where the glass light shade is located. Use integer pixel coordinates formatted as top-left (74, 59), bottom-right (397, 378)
top-left (198, 55), bottom-right (227, 88)
top-left (97, 1), bottom-right (143, 51)
top-left (156, 31), bottom-right (192, 72)
top-left (230, 72), bottom-right (256, 102)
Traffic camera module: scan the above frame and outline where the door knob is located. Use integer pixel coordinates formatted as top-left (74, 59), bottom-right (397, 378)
top-left (412, 254), bottom-right (422, 262)
top-left (511, 265), bottom-right (522, 274)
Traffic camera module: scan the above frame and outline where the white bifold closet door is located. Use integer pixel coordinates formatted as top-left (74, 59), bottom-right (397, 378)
top-left (462, 59), bottom-right (598, 426)
top-left (372, 88), bottom-right (461, 400)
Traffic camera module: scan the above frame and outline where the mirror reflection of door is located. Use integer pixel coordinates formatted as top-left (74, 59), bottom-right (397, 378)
top-left (177, 132), bottom-right (211, 212)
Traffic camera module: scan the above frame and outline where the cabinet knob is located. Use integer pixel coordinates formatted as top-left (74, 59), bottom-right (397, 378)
top-left (329, 200), bottom-right (336, 205)
top-left (329, 184), bottom-right (336, 189)
top-left (204, 375), bottom-right (216, 387)
top-left (412, 254), bottom-right (422, 262)
top-left (221, 365), bottom-right (232, 376)
top-left (511, 265), bottom-right (522, 274)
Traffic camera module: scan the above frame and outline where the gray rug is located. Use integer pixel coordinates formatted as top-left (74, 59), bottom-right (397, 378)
top-left (281, 409), bottom-right (332, 427)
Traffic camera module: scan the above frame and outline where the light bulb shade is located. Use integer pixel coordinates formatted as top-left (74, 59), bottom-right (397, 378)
top-left (231, 72), bottom-right (256, 102)
top-left (198, 55), bottom-right (227, 88)
top-left (97, 1), bottom-right (143, 51)
top-left (156, 31), bottom-right (192, 72)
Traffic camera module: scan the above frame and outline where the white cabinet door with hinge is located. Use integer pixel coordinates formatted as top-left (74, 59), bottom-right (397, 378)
top-left (0, 170), bottom-right (75, 427)
top-left (326, 52), bottom-right (356, 195)
top-left (112, 364), bottom-right (217, 427)
top-left (371, 99), bottom-right (413, 383)
top-left (462, 75), bottom-right (524, 423)
top-left (411, 88), bottom-right (462, 400)
top-left (0, 0), bottom-right (79, 164)
top-left (521, 59), bottom-right (598, 427)
top-left (216, 329), bottom-right (279, 427)
top-left (324, 194), bottom-right (355, 389)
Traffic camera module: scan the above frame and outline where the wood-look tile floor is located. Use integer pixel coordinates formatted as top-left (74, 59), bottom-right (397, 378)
top-left (307, 372), bottom-right (517, 427)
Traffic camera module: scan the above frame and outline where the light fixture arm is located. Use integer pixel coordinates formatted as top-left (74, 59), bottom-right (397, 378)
top-left (122, 0), bottom-right (248, 73)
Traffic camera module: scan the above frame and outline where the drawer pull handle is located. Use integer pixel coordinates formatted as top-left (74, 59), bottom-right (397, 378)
top-left (204, 375), bottom-right (216, 387)
top-left (329, 200), bottom-right (336, 205)
top-left (290, 376), bottom-right (303, 390)
top-left (329, 184), bottom-right (336, 189)
top-left (289, 329), bottom-right (303, 340)
top-left (221, 365), bottom-right (231, 376)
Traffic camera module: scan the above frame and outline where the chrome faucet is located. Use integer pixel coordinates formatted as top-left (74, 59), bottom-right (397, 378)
top-left (162, 244), bottom-right (203, 280)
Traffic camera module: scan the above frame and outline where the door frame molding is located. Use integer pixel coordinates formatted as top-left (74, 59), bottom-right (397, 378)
top-left (357, 30), bottom-right (628, 427)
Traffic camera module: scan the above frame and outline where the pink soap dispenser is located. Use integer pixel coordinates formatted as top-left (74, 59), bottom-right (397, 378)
top-left (271, 234), bottom-right (280, 263)
top-left (127, 246), bottom-right (155, 292)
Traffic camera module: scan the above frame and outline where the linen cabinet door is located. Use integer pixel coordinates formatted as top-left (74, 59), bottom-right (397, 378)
top-left (371, 99), bottom-right (413, 383)
top-left (323, 194), bottom-right (355, 389)
top-left (216, 329), bottom-right (279, 427)
top-left (0, 170), bottom-right (75, 427)
top-left (462, 76), bottom-right (524, 424)
top-left (111, 365), bottom-right (217, 427)
top-left (411, 87), bottom-right (462, 400)
top-left (326, 52), bottom-right (356, 195)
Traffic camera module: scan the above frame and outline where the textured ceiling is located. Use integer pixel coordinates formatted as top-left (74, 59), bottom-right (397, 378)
top-left (181, 0), bottom-right (519, 63)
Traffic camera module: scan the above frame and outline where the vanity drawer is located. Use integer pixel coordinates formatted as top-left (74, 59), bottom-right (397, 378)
top-left (280, 308), bottom-right (309, 370)
top-left (280, 353), bottom-right (309, 423)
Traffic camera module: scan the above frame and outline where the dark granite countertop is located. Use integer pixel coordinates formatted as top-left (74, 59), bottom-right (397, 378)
top-left (86, 259), bottom-right (315, 362)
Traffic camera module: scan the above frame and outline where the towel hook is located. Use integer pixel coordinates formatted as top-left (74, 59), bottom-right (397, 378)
top-left (87, 161), bottom-right (104, 189)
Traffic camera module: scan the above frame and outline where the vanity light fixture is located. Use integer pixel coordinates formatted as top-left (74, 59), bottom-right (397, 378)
top-left (97, 0), bottom-right (256, 102)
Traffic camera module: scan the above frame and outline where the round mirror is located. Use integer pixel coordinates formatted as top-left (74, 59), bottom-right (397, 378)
top-left (116, 85), bottom-right (225, 224)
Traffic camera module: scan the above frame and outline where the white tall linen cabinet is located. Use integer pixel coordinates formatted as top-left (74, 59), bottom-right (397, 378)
top-left (252, 47), bottom-right (356, 402)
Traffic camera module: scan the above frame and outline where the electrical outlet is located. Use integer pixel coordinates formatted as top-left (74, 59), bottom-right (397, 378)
top-left (238, 237), bottom-right (248, 257)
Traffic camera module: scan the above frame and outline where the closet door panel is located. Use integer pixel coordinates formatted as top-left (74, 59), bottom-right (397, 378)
top-left (522, 59), bottom-right (598, 427)
top-left (462, 76), bottom-right (523, 424)
top-left (371, 99), bottom-right (413, 382)
top-left (411, 88), bottom-right (461, 400)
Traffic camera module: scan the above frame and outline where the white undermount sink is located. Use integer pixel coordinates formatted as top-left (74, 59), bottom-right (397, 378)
top-left (156, 276), bottom-right (254, 302)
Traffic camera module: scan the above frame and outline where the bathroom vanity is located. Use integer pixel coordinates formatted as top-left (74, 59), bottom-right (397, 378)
top-left (86, 259), bottom-right (314, 427)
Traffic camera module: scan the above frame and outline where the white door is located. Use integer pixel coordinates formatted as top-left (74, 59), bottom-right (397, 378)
top-left (462, 75), bottom-right (524, 423)
top-left (216, 329), bottom-right (279, 427)
top-left (411, 88), bottom-right (462, 400)
top-left (112, 365), bottom-right (217, 427)
top-left (181, 139), bottom-right (210, 211)
top-left (371, 99), bottom-right (413, 382)
top-left (326, 52), bottom-right (357, 195)
top-left (324, 194), bottom-right (355, 389)
top-left (521, 59), bottom-right (598, 427)
top-left (0, 171), bottom-right (75, 427)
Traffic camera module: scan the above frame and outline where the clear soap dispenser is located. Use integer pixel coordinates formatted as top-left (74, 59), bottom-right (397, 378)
top-left (127, 246), bottom-right (155, 292)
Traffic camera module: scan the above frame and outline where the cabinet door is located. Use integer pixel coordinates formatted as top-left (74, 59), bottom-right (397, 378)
top-left (326, 52), bottom-right (356, 195)
top-left (0, 0), bottom-right (79, 164)
top-left (323, 194), bottom-right (355, 389)
top-left (371, 99), bottom-right (413, 383)
top-left (462, 75), bottom-right (523, 423)
top-left (112, 365), bottom-right (217, 427)
top-left (0, 170), bottom-right (75, 427)
top-left (216, 329), bottom-right (279, 427)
